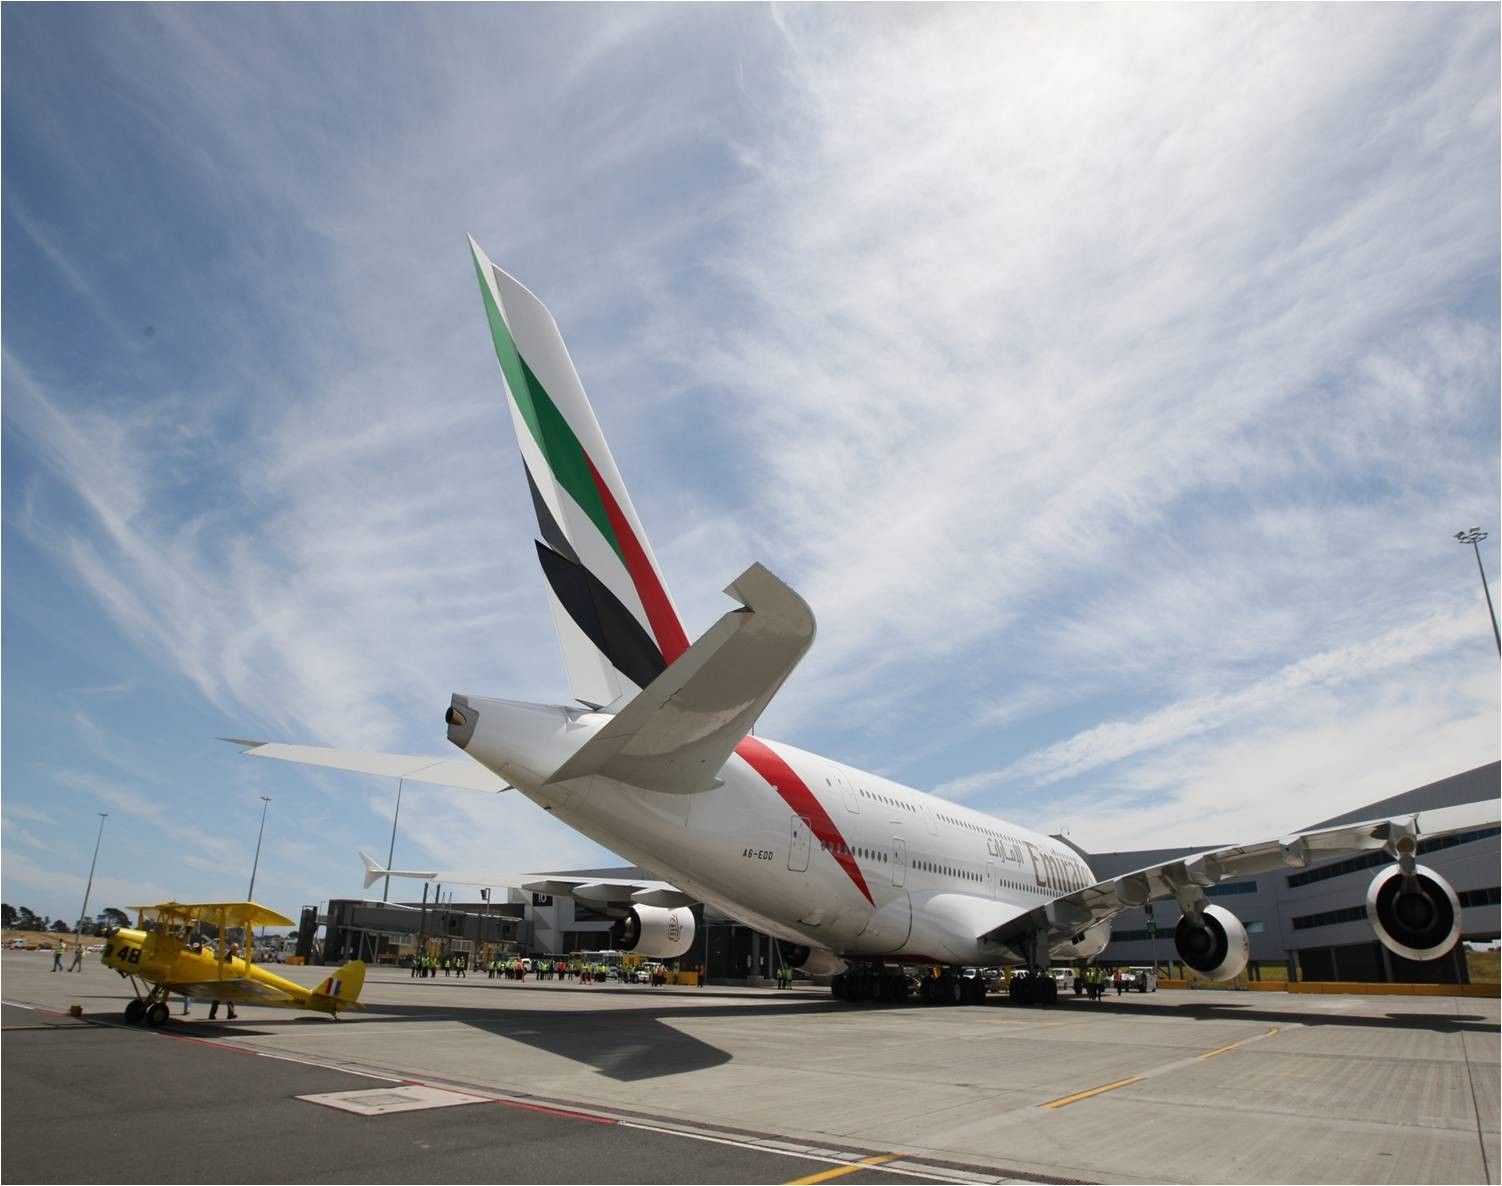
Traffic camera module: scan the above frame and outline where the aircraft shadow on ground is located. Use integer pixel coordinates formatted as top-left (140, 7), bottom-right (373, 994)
top-left (84, 983), bottom-right (1497, 1079)
top-left (136, 990), bottom-right (845, 1083)
top-left (1049, 994), bottom-right (1498, 1033)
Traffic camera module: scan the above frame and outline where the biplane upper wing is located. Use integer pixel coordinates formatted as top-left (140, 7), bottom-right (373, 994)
top-left (128, 901), bottom-right (296, 929)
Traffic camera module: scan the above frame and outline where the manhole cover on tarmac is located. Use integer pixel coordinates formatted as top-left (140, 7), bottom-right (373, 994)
top-left (299, 1085), bottom-right (492, 1115)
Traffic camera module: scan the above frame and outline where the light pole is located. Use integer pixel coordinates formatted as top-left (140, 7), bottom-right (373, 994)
top-left (247, 796), bottom-right (272, 900)
top-left (383, 779), bottom-right (405, 902)
top-left (73, 813), bottom-right (108, 961)
top-left (1454, 528), bottom-right (1500, 655)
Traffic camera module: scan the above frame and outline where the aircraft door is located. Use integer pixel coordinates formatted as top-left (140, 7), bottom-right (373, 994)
top-left (892, 838), bottom-right (907, 887)
top-left (788, 814), bottom-right (811, 872)
top-left (834, 772), bottom-right (860, 814)
top-left (986, 860), bottom-right (997, 899)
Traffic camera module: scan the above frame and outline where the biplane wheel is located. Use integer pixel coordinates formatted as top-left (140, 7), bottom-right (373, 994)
top-left (145, 1002), bottom-right (170, 1027)
top-left (124, 999), bottom-right (146, 1025)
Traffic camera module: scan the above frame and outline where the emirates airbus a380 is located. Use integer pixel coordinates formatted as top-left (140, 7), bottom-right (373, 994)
top-left (231, 238), bottom-right (1497, 1005)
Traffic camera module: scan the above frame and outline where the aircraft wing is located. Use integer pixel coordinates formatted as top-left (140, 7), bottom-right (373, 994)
top-left (129, 901), bottom-right (296, 929)
top-left (222, 739), bottom-right (511, 793)
top-left (979, 798), bottom-right (1502, 953)
top-left (544, 563), bottom-right (816, 795)
top-left (358, 852), bottom-right (696, 910)
top-left (167, 977), bottom-right (301, 1004)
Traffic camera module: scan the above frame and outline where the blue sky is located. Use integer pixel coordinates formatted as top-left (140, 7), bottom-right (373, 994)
top-left (4, 5), bottom-right (1498, 928)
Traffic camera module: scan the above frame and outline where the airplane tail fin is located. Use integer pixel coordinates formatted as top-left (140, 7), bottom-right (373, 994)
top-left (469, 237), bottom-right (690, 710)
top-left (311, 960), bottom-right (366, 1012)
top-left (360, 851), bottom-right (385, 891)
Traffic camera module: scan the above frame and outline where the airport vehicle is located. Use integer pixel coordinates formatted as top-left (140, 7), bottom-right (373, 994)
top-left (101, 901), bottom-right (366, 1025)
top-left (231, 240), bottom-right (1500, 1007)
top-left (1128, 967), bottom-right (1158, 992)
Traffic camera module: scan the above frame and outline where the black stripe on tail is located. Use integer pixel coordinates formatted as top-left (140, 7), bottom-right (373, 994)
top-left (535, 542), bottom-right (667, 691)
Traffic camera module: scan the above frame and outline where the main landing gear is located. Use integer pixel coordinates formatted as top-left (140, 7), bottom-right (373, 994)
top-left (831, 965), bottom-right (989, 1006)
top-left (123, 983), bottom-right (175, 1027)
top-left (1007, 970), bottom-right (1058, 1006)
top-left (830, 966), bottom-right (911, 1003)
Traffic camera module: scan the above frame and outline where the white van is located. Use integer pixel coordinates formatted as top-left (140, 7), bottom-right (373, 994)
top-left (1128, 967), bottom-right (1158, 992)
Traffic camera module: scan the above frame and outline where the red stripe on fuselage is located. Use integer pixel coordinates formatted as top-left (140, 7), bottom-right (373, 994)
top-left (735, 736), bottom-right (874, 906)
top-left (585, 456), bottom-right (690, 665)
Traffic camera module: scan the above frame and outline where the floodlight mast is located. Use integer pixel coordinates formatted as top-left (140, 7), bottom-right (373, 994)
top-left (247, 796), bottom-right (272, 900)
top-left (1454, 528), bottom-right (1500, 656)
top-left (74, 813), bottom-right (109, 951)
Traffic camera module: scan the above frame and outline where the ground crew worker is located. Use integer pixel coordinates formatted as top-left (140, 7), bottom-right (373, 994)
top-left (1113, 969), bottom-right (1123, 996)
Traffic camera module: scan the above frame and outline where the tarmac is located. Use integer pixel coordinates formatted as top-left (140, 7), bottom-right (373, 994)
top-left (3, 951), bottom-right (1497, 1184)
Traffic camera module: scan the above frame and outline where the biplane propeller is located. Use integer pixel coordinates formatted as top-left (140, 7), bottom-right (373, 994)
top-left (101, 901), bottom-right (365, 1026)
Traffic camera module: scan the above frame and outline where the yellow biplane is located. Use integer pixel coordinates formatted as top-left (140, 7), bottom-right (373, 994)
top-left (101, 901), bottom-right (365, 1026)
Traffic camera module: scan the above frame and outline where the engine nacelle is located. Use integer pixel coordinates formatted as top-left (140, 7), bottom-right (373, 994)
top-left (1366, 863), bottom-right (1461, 962)
top-left (1053, 920), bottom-right (1111, 961)
top-left (610, 905), bottom-right (695, 959)
top-left (1174, 904), bottom-right (1250, 981)
top-left (777, 942), bottom-right (847, 977)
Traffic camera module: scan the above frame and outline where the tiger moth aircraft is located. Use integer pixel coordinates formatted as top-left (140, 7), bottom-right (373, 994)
top-left (229, 238), bottom-right (1499, 1006)
top-left (101, 901), bottom-right (365, 1024)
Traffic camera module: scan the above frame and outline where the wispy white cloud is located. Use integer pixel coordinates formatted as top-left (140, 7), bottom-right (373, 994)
top-left (5, 805), bottom-right (59, 826)
top-left (942, 601), bottom-right (1489, 797)
top-left (2, 4), bottom-right (1496, 924)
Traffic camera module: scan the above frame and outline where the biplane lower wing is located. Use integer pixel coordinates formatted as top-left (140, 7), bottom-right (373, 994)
top-left (168, 978), bottom-right (298, 1004)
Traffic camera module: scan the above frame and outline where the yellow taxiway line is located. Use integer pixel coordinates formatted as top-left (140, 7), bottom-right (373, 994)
top-left (1198, 1026), bottom-right (1279, 1060)
top-left (786, 1153), bottom-right (898, 1184)
top-left (1044, 1024), bottom-right (1282, 1109)
top-left (1040, 1075), bottom-right (1145, 1109)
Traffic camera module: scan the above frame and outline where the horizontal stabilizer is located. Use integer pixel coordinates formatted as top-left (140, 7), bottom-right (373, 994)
top-left (544, 562), bottom-right (816, 795)
top-left (223, 739), bottom-right (510, 793)
top-left (359, 853), bottom-right (696, 910)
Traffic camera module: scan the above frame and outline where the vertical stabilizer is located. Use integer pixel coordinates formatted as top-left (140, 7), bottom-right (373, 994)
top-left (469, 237), bottom-right (689, 708)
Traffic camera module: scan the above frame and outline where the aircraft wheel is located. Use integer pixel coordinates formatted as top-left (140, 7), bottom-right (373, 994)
top-left (890, 976), bottom-right (910, 1004)
top-left (1040, 977), bottom-right (1058, 1006)
top-left (965, 977), bottom-right (986, 1005)
top-left (946, 976), bottom-right (964, 1005)
top-left (124, 999), bottom-right (146, 1025)
top-left (145, 1002), bottom-right (170, 1027)
top-left (831, 973), bottom-right (847, 1001)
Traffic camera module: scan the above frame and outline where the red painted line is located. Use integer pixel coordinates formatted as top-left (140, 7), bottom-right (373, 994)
top-left (736, 736), bottom-right (874, 906)
top-left (494, 1099), bottom-right (617, 1125)
top-left (399, 1079), bottom-right (616, 1125)
top-left (586, 454), bottom-right (689, 664)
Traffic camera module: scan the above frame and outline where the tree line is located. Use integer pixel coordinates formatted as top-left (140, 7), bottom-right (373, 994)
top-left (2, 904), bottom-right (131, 934)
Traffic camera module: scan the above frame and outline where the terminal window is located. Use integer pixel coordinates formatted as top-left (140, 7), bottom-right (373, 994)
top-left (1205, 880), bottom-right (1257, 897)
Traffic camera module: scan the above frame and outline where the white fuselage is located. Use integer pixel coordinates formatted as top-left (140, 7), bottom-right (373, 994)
top-left (453, 695), bottom-right (1102, 966)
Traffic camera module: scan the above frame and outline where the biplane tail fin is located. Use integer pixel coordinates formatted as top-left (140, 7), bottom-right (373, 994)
top-left (310, 960), bottom-right (367, 1012)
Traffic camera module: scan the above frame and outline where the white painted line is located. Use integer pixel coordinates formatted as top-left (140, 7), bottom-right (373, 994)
top-left (255, 1050), bottom-right (403, 1082)
top-left (299, 1085), bottom-right (492, 1115)
top-left (617, 1121), bottom-right (982, 1183)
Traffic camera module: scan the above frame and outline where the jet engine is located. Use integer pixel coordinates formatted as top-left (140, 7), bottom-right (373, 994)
top-left (1366, 863), bottom-right (1461, 962)
top-left (777, 942), bottom-right (847, 977)
top-left (610, 905), bottom-right (695, 960)
top-left (1053, 920), bottom-right (1111, 961)
top-left (1174, 904), bottom-right (1249, 982)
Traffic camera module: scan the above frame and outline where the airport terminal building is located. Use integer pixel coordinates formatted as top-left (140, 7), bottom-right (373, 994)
top-left (308, 763), bottom-right (1497, 983)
